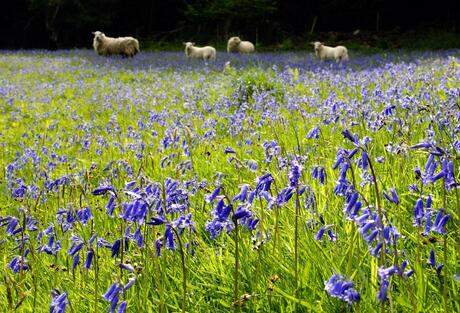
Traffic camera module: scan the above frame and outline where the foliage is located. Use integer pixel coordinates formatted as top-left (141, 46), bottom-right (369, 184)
top-left (0, 49), bottom-right (459, 312)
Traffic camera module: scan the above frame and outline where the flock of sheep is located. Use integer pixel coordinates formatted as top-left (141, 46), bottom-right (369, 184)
top-left (92, 31), bottom-right (349, 63)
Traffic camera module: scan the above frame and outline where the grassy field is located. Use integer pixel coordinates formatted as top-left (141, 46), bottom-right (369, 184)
top-left (0, 49), bottom-right (459, 312)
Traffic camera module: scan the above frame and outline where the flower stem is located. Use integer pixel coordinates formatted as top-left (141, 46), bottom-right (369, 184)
top-left (94, 245), bottom-right (99, 313)
top-left (367, 155), bottom-right (385, 265)
top-left (294, 186), bottom-right (300, 311)
top-left (442, 185), bottom-right (449, 312)
top-left (172, 227), bottom-right (187, 313)
top-left (233, 214), bottom-right (240, 312)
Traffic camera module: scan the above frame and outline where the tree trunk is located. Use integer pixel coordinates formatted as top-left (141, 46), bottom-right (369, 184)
top-left (45, 3), bottom-right (60, 50)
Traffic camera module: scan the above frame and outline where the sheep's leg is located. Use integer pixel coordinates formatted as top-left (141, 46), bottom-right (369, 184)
top-left (125, 47), bottom-right (133, 58)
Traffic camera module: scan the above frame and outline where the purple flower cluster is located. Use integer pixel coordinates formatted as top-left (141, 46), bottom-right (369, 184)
top-left (324, 273), bottom-right (360, 305)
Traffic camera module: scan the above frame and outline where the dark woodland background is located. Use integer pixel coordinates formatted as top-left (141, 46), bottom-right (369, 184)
top-left (1, 0), bottom-right (459, 50)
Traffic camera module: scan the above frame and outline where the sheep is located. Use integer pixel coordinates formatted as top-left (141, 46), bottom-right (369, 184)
top-left (310, 41), bottom-right (348, 63)
top-left (92, 31), bottom-right (139, 57)
top-left (183, 42), bottom-right (216, 61)
top-left (227, 37), bottom-right (255, 54)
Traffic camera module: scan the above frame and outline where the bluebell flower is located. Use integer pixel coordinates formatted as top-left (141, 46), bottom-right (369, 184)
top-left (103, 282), bottom-right (120, 302)
top-left (155, 237), bottom-right (163, 256)
top-left (205, 186), bottom-right (222, 203)
top-left (298, 185), bottom-right (307, 195)
top-left (163, 178), bottom-right (190, 214)
top-left (426, 194), bottom-right (432, 209)
top-left (12, 184), bottom-right (27, 199)
top-left (276, 187), bottom-right (295, 206)
top-left (122, 199), bottom-right (148, 223)
top-left (422, 154), bottom-right (439, 185)
top-left (117, 301), bottom-right (127, 313)
top-left (50, 289), bottom-right (68, 313)
top-left (8, 248), bottom-right (30, 273)
top-left (83, 248), bottom-right (94, 269)
top-left (5, 217), bottom-right (19, 236)
top-left (123, 277), bottom-right (135, 292)
top-left (311, 165), bottom-right (319, 180)
top-left (401, 260), bottom-right (414, 278)
top-left (25, 215), bottom-right (38, 231)
top-left (378, 265), bottom-right (399, 280)
top-left (383, 187), bottom-right (400, 204)
top-left (288, 161), bottom-right (302, 188)
top-left (334, 162), bottom-right (351, 196)
top-left (359, 150), bottom-right (369, 171)
top-left (327, 228), bottom-right (337, 242)
top-left (245, 159), bottom-right (258, 171)
top-left (370, 242), bottom-right (383, 257)
top-left (427, 249), bottom-right (443, 275)
top-left (109, 296), bottom-right (119, 312)
top-left (410, 142), bottom-right (433, 149)
top-left (431, 209), bottom-right (450, 235)
top-left (37, 225), bottom-right (62, 256)
top-left (318, 166), bottom-right (326, 184)
top-left (147, 216), bottom-right (167, 225)
top-left (56, 206), bottom-right (76, 232)
top-left (408, 183), bottom-right (420, 193)
top-left (165, 225), bottom-right (176, 250)
top-left (332, 149), bottom-right (345, 170)
top-left (413, 198), bottom-right (424, 226)
top-left (315, 225), bottom-right (325, 241)
top-left (111, 239), bottom-right (121, 257)
top-left (324, 273), bottom-right (360, 305)
top-left (255, 173), bottom-right (273, 193)
top-left (118, 263), bottom-right (134, 272)
top-left (241, 217), bottom-right (259, 230)
top-left (232, 205), bottom-right (251, 221)
top-left (258, 190), bottom-right (276, 209)
top-left (376, 279), bottom-right (389, 303)
top-left (68, 241), bottom-right (84, 257)
top-left (72, 253), bottom-right (80, 270)
top-left (364, 229), bottom-right (379, 245)
top-left (303, 185), bottom-right (316, 210)
top-left (224, 146), bottom-right (236, 154)
top-left (306, 127), bottom-right (320, 139)
top-left (106, 195), bottom-right (116, 216)
top-left (92, 185), bottom-right (115, 196)
top-left (97, 237), bottom-right (111, 249)
top-left (205, 199), bottom-right (234, 239)
top-left (125, 181), bottom-right (136, 189)
top-left (344, 192), bottom-right (358, 214)
top-left (311, 165), bottom-right (326, 184)
top-left (215, 198), bottom-right (231, 220)
top-left (76, 207), bottom-right (92, 226)
top-left (341, 129), bottom-right (359, 145)
top-left (233, 184), bottom-right (249, 203)
top-left (443, 159), bottom-right (458, 190)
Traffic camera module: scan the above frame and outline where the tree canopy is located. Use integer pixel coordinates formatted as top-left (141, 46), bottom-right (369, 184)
top-left (0, 0), bottom-right (458, 49)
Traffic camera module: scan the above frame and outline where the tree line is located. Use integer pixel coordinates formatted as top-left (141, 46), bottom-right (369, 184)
top-left (1, 0), bottom-right (458, 49)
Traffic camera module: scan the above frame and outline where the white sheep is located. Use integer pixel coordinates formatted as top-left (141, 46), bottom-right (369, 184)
top-left (311, 41), bottom-right (348, 62)
top-left (183, 42), bottom-right (216, 61)
top-left (227, 37), bottom-right (255, 54)
top-left (92, 31), bottom-right (139, 57)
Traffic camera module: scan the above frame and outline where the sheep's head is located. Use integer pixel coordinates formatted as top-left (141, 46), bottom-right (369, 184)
top-left (228, 37), bottom-right (241, 46)
top-left (92, 31), bottom-right (105, 42)
top-left (311, 41), bottom-right (323, 51)
top-left (183, 42), bottom-right (195, 49)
